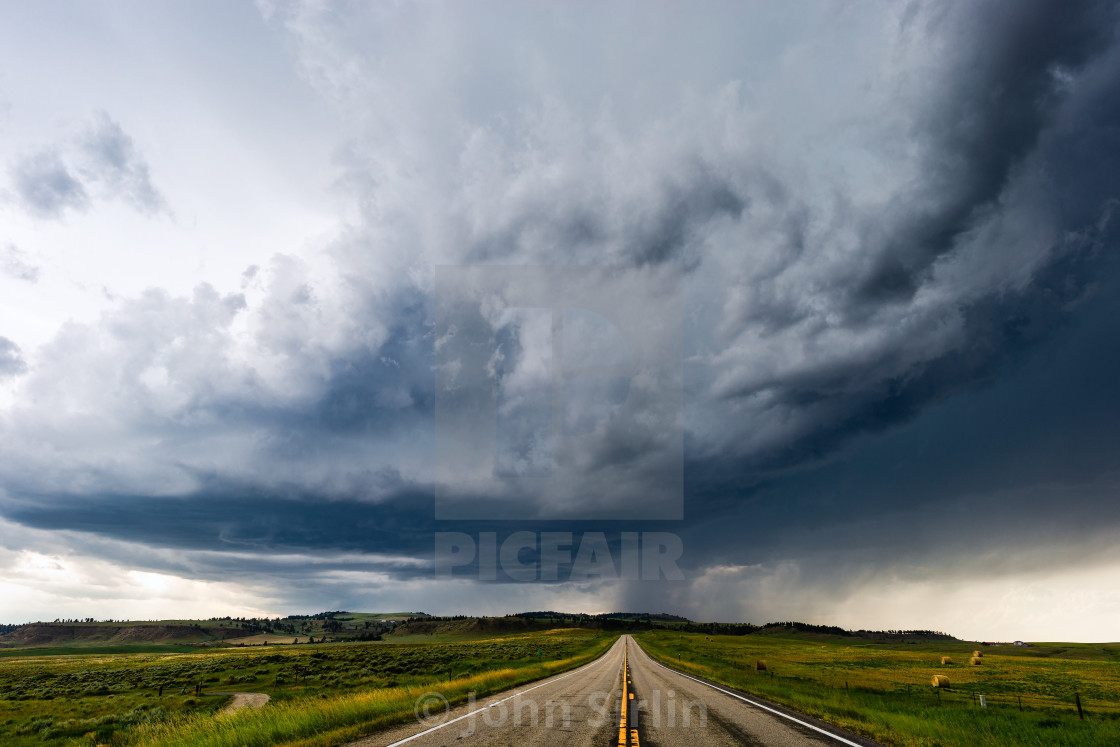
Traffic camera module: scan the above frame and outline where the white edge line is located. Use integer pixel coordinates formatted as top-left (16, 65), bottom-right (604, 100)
top-left (383, 638), bottom-right (623, 747)
top-left (638, 646), bottom-right (866, 747)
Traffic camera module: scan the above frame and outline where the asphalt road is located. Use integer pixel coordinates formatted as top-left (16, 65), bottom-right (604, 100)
top-left (346, 635), bottom-right (882, 747)
top-left (347, 636), bottom-right (626, 747)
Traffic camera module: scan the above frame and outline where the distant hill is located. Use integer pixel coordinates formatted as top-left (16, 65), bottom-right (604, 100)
top-left (388, 612), bottom-right (694, 638)
top-left (515, 611), bottom-right (692, 623)
top-left (0, 622), bottom-right (242, 648)
top-left (389, 616), bottom-right (544, 637)
top-left (0, 613), bottom-right (961, 650)
top-left (596, 612), bottom-right (692, 622)
top-left (0, 612), bottom-right (418, 651)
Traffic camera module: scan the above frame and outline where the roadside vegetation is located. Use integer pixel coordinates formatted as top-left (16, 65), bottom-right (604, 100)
top-left (7, 612), bottom-right (1118, 747)
top-left (0, 626), bottom-right (616, 746)
top-left (636, 629), bottom-right (1120, 747)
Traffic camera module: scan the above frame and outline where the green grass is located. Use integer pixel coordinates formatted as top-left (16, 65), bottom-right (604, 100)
top-left (0, 646), bottom-right (204, 658)
top-left (0, 628), bottom-right (617, 746)
top-left (123, 628), bottom-right (617, 747)
top-left (636, 631), bottom-right (1120, 747)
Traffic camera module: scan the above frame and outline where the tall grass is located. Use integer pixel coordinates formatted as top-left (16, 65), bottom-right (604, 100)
top-left (121, 635), bottom-right (617, 747)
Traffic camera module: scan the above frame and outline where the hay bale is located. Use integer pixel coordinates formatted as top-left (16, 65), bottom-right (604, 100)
top-left (940, 656), bottom-right (953, 665)
top-left (970, 656), bottom-right (983, 665)
top-left (931, 675), bottom-right (950, 688)
top-left (972, 650), bottom-right (982, 658)
top-left (755, 660), bottom-right (767, 671)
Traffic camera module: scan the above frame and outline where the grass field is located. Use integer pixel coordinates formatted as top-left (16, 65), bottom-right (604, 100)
top-left (218, 634), bottom-right (315, 646)
top-left (0, 646), bottom-right (205, 658)
top-left (636, 630), bottom-right (1120, 746)
top-left (0, 627), bottom-right (615, 746)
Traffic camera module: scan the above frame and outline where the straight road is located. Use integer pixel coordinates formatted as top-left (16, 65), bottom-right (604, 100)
top-left (346, 635), bottom-right (881, 747)
top-left (347, 637), bottom-right (626, 747)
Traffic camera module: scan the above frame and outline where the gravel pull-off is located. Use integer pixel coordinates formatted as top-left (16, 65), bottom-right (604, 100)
top-left (210, 691), bottom-right (271, 714)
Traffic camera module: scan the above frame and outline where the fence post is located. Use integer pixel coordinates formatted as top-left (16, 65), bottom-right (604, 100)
top-left (1075, 693), bottom-right (1084, 720)
top-left (1018, 696), bottom-right (1022, 712)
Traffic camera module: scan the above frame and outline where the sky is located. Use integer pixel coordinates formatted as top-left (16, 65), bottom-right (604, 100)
top-left (1, 0), bottom-right (1119, 642)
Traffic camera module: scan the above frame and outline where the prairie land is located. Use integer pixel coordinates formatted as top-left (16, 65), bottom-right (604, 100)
top-left (636, 629), bottom-right (1120, 746)
top-left (0, 626), bottom-right (616, 746)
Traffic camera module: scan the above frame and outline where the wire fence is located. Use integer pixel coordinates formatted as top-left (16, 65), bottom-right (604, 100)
top-left (886, 683), bottom-right (1120, 717)
top-left (794, 675), bottom-right (1120, 720)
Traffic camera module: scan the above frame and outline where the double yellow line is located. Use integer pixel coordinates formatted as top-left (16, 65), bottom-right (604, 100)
top-left (617, 640), bottom-right (640, 747)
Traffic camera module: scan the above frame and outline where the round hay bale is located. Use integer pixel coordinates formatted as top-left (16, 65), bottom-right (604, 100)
top-left (970, 656), bottom-right (983, 665)
top-left (931, 675), bottom-right (950, 688)
top-left (972, 650), bottom-right (983, 658)
top-left (940, 656), bottom-right (953, 665)
top-left (755, 660), bottom-right (767, 671)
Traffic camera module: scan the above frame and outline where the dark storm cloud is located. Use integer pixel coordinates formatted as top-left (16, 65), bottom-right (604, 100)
top-left (626, 165), bottom-right (745, 267)
top-left (2, 484), bottom-right (436, 564)
top-left (701, 0), bottom-right (1120, 485)
top-left (858, 0), bottom-right (1118, 302)
top-left (710, 222), bottom-right (1119, 483)
top-left (673, 230), bottom-right (1120, 567)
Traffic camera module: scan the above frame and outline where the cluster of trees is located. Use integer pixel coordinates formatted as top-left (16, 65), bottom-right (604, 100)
top-left (760, 621), bottom-right (850, 636)
top-left (852, 628), bottom-right (955, 640)
top-left (755, 622), bottom-right (955, 640)
top-left (50, 617), bottom-right (115, 623)
top-left (673, 621), bottom-right (759, 636)
top-left (208, 616), bottom-right (284, 623)
top-left (289, 611), bottom-right (348, 620)
top-left (206, 616), bottom-right (317, 636)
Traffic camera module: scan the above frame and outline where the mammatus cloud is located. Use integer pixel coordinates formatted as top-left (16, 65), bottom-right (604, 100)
top-left (7, 112), bottom-right (166, 219)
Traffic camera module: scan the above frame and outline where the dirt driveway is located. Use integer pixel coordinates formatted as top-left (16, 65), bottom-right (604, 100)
top-left (208, 691), bottom-right (271, 714)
